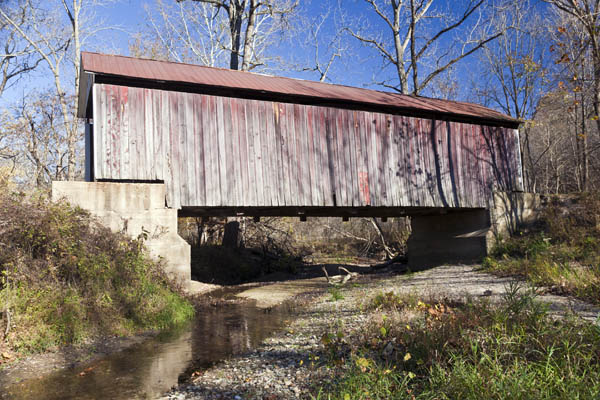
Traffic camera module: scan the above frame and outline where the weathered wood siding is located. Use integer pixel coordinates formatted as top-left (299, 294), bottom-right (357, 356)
top-left (92, 83), bottom-right (523, 209)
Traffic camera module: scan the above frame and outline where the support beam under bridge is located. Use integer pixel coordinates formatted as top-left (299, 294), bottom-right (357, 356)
top-left (52, 181), bottom-right (541, 287)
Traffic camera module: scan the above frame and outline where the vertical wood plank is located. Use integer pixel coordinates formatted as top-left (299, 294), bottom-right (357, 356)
top-left (300, 104), bottom-right (311, 206)
top-left (237, 98), bottom-right (250, 206)
top-left (192, 94), bottom-right (205, 204)
top-left (290, 103), bottom-right (302, 206)
top-left (334, 109), bottom-right (346, 206)
top-left (201, 95), bottom-right (214, 206)
top-left (251, 100), bottom-right (265, 206)
top-left (186, 92), bottom-right (197, 205)
top-left (177, 92), bottom-right (187, 206)
top-left (285, 103), bottom-right (296, 205)
top-left (357, 110), bottom-right (370, 206)
top-left (319, 107), bottom-right (333, 206)
top-left (262, 100), bottom-right (274, 206)
top-left (329, 108), bottom-right (341, 206)
top-left (345, 110), bottom-right (357, 206)
top-left (222, 96), bottom-right (234, 206)
top-left (408, 117), bottom-right (418, 206)
top-left (306, 105), bottom-right (319, 206)
top-left (271, 102), bottom-right (283, 206)
top-left (174, 92), bottom-right (184, 208)
top-left (384, 114), bottom-right (396, 206)
top-left (324, 107), bottom-right (337, 206)
top-left (135, 88), bottom-right (147, 180)
top-left (216, 97), bottom-right (228, 206)
top-left (109, 85), bottom-right (120, 179)
top-left (229, 98), bottom-right (240, 206)
top-left (366, 112), bottom-right (377, 206)
top-left (160, 90), bottom-right (172, 206)
top-left (93, 85), bottom-right (102, 179)
top-left (420, 118), bottom-right (434, 207)
top-left (378, 113), bottom-right (389, 206)
top-left (144, 89), bottom-right (154, 180)
top-left (467, 123), bottom-right (477, 208)
top-left (121, 86), bottom-right (130, 181)
top-left (276, 103), bottom-right (286, 206)
top-left (244, 99), bottom-right (257, 206)
top-left (151, 89), bottom-right (160, 181)
top-left (394, 116), bottom-right (408, 206)
top-left (259, 100), bottom-right (272, 206)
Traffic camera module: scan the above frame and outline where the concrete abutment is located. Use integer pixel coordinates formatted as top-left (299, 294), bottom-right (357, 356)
top-left (51, 182), bottom-right (541, 282)
top-left (51, 181), bottom-right (191, 289)
top-left (407, 191), bottom-right (542, 269)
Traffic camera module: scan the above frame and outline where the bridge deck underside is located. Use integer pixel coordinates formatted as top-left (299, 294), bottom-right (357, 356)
top-left (178, 206), bottom-right (485, 218)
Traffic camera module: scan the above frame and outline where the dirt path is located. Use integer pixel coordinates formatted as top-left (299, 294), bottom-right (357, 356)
top-left (162, 264), bottom-right (600, 400)
top-left (395, 265), bottom-right (600, 321)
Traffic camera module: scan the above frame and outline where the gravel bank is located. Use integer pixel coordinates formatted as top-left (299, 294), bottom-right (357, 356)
top-left (162, 264), bottom-right (600, 400)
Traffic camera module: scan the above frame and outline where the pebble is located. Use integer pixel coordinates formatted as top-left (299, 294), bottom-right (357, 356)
top-left (161, 265), bottom-right (599, 400)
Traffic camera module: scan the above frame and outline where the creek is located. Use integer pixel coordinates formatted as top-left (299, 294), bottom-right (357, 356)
top-left (0, 289), bottom-right (295, 399)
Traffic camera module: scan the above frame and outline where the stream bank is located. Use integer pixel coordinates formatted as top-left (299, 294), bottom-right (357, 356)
top-left (164, 264), bottom-right (600, 400)
top-left (0, 277), bottom-right (328, 400)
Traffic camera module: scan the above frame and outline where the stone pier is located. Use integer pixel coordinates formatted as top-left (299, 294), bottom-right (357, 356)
top-left (51, 181), bottom-right (191, 288)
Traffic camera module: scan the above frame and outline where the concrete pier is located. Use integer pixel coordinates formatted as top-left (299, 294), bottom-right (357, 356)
top-left (51, 181), bottom-right (191, 288)
top-left (407, 209), bottom-right (490, 269)
top-left (407, 192), bottom-right (542, 270)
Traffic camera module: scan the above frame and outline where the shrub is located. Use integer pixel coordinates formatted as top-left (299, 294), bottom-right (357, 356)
top-left (0, 190), bottom-right (194, 355)
top-left (314, 287), bottom-right (600, 399)
top-left (484, 192), bottom-right (600, 303)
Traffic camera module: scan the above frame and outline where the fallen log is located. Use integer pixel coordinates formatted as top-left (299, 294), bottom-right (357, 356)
top-left (322, 266), bottom-right (359, 285)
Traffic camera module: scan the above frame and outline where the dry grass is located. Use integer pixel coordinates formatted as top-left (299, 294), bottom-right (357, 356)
top-left (0, 189), bottom-right (193, 357)
top-left (313, 286), bottom-right (600, 399)
top-left (484, 192), bottom-right (600, 303)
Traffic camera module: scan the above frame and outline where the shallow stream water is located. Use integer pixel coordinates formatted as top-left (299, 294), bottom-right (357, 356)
top-left (1, 289), bottom-right (294, 399)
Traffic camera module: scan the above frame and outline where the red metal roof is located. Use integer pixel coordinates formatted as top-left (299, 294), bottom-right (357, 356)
top-left (80, 52), bottom-right (519, 127)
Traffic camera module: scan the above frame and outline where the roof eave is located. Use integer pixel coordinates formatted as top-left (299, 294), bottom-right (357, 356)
top-left (86, 70), bottom-right (520, 129)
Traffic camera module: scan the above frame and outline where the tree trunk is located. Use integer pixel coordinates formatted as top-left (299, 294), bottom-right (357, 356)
top-left (240, 0), bottom-right (257, 71)
top-left (228, 1), bottom-right (245, 70)
top-left (222, 220), bottom-right (241, 248)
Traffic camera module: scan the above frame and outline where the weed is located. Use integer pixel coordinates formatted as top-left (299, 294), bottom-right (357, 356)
top-left (372, 291), bottom-right (402, 310)
top-left (0, 191), bottom-right (194, 356)
top-left (484, 193), bottom-right (600, 304)
top-left (313, 289), bottom-right (600, 399)
top-left (328, 286), bottom-right (344, 302)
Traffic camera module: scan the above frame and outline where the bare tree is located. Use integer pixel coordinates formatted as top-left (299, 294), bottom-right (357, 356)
top-left (345, 0), bottom-right (503, 95)
top-left (135, 0), bottom-right (229, 65)
top-left (529, 89), bottom-right (600, 193)
top-left (142, 0), bottom-right (299, 71)
top-left (297, 7), bottom-right (349, 82)
top-left (0, 2), bottom-right (41, 97)
top-left (544, 0), bottom-right (600, 144)
top-left (0, 91), bottom-right (72, 187)
top-left (473, 0), bottom-right (548, 191)
top-left (0, 0), bottom-right (112, 181)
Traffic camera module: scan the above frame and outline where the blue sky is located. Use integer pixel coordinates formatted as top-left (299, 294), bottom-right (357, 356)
top-left (2, 0), bottom-right (551, 109)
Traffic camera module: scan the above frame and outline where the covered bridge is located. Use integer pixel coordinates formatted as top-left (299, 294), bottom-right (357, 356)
top-left (53, 52), bottom-right (526, 286)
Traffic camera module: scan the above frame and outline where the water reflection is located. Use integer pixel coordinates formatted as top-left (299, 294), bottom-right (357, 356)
top-left (1, 299), bottom-right (292, 399)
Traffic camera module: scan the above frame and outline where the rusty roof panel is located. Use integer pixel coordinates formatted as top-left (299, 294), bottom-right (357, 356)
top-left (80, 52), bottom-right (519, 127)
